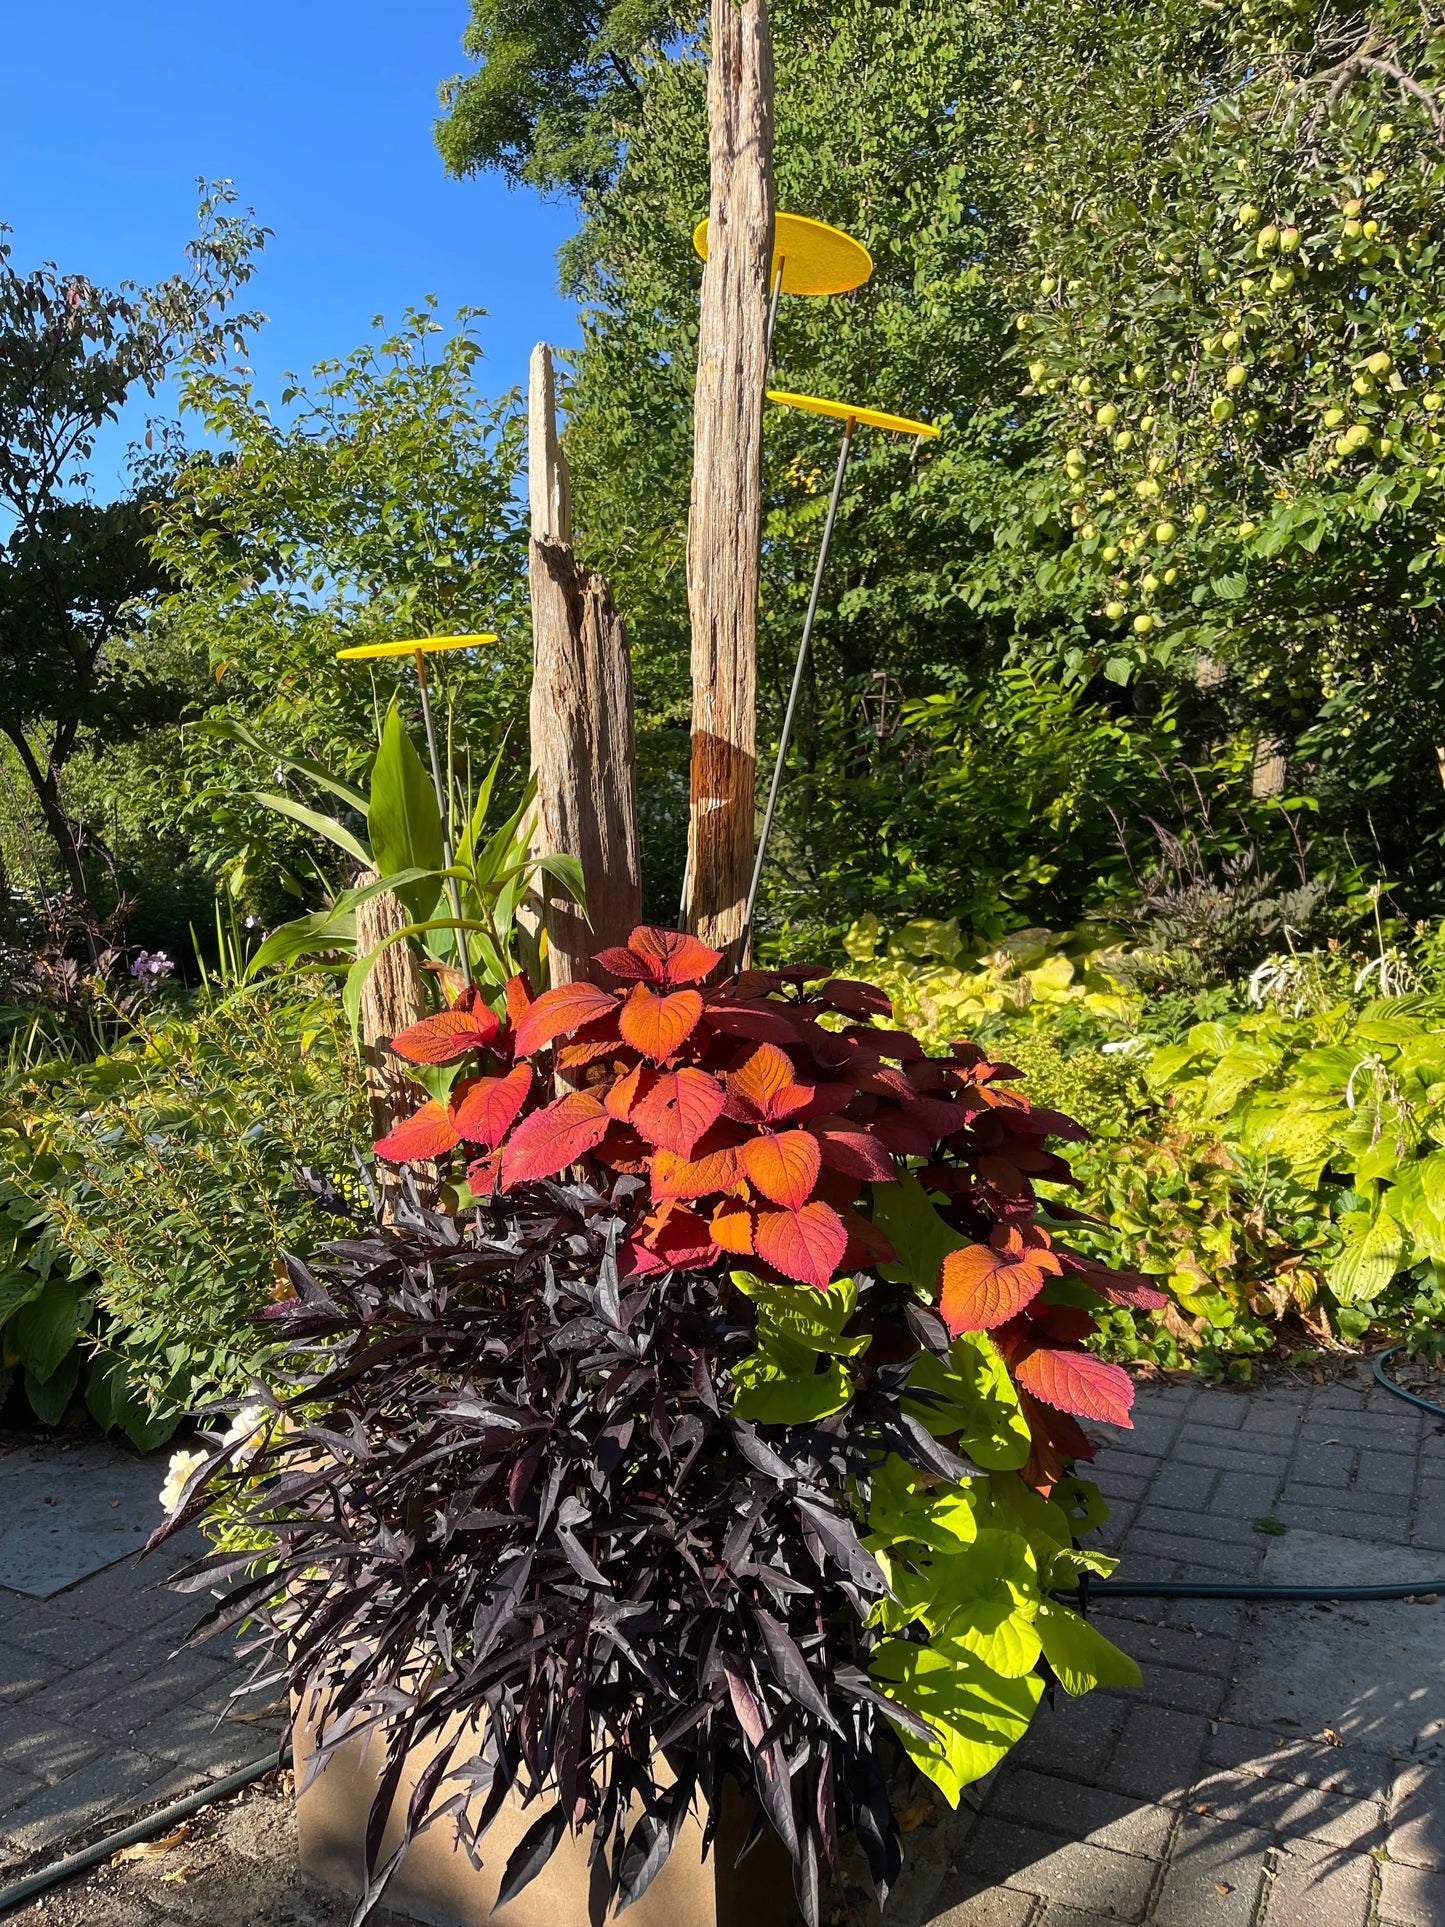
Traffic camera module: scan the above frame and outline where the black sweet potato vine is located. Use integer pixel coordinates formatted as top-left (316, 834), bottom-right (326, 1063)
top-left (158, 1182), bottom-right (972, 1920)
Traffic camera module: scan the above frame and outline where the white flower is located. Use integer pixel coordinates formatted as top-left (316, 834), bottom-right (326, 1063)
top-left (159, 1448), bottom-right (209, 1515)
top-left (221, 1405), bottom-right (268, 1463)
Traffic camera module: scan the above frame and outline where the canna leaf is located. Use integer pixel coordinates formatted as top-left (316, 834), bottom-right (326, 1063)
top-left (248, 791), bottom-right (373, 868)
top-left (367, 705), bottom-right (445, 926)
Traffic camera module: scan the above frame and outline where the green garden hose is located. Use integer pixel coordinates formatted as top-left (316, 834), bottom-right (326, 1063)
top-left (1081, 1347), bottom-right (1445, 1605)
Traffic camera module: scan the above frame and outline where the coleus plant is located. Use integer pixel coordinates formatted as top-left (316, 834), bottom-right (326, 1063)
top-left (374, 923), bottom-right (1166, 1480)
top-left (157, 925), bottom-right (1166, 1924)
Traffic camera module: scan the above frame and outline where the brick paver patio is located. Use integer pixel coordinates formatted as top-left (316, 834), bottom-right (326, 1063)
top-left (0, 1366), bottom-right (1440, 1925)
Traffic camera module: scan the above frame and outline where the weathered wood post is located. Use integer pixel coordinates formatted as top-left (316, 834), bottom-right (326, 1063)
top-left (355, 868), bottom-right (429, 1205)
top-left (527, 343), bottom-right (642, 986)
top-left (684, 0), bottom-right (775, 961)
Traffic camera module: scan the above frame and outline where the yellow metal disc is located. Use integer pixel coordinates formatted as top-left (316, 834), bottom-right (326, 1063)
top-left (335, 634), bottom-right (499, 661)
top-left (767, 390), bottom-right (939, 438)
top-left (692, 211), bottom-right (873, 295)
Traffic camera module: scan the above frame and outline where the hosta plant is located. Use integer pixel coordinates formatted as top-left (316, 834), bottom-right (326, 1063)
top-left (157, 925), bottom-right (1160, 1924)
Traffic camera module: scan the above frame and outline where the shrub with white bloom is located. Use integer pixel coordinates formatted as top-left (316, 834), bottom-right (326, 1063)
top-left (159, 1447), bottom-right (209, 1515)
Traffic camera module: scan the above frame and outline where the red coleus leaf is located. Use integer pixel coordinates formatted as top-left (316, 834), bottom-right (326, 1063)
top-left (617, 984), bottom-right (704, 1062)
top-left (840, 1206), bottom-right (897, 1269)
top-left (905, 1095), bottom-right (968, 1138)
top-left (724, 1043), bottom-right (814, 1124)
top-left (700, 1001), bottom-right (803, 1044)
top-left (807, 1115), bottom-right (897, 1183)
top-left (556, 1025), bottom-right (625, 1069)
top-left (498, 1090), bottom-right (610, 1187)
top-left (813, 978), bottom-right (892, 1019)
top-left (1012, 1347), bottom-right (1134, 1428)
top-left (605, 1062), bottom-right (648, 1121)
top-left (512, 982), bottom-right (619, 1057)
top-left (631, 1066), bottom-right (726, 1155)
top-left (451, 1065), bottom-right (533, 1150)
top-left (374, 1099), bottom-right (460, 1164)
top-left (754, 1201), bottom-right (849, 1290)
top-left (939, 1227), bottom-right (1064, 1334)
top-left (504, 972), bottom-right (533, 1032)
top-left (595, 925), bottom-right (722, 987)
top-left (868, 1107), bottom-right (934, 1158)
top-left (634, 1203), bottom-right (719, 1271)
top-left (592, 1121), bottom-right (651, 1174)
top-left (1057, 1253), bottom-right (1170, 1311)
top-left (389, 998), bottom-right (501, 1064)
top-left (650, 1136), bottom-right (742, 1200)
top-left (740, 1129), bottom-right (822, 1210)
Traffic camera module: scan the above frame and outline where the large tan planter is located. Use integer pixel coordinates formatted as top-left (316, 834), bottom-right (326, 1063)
top-left (294, 1701), bottom-right (798, 1927)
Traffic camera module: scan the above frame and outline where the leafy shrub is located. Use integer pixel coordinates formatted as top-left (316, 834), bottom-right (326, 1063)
top-left (9, 979), bottom-right (367, 1417)
top-left (164, 925), bottom-right (1153, 1921)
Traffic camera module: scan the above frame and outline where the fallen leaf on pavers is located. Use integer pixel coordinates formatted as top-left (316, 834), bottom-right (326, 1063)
top-left (1274, 1738), bottom-right (1287, 1749)
top-left (113, 1827), bottom-right (188, 1864)
top-left (1195, 1803), bottom-right (1211, 1814)
top-left (1215, 1882), bottom-right (1233, 1895)
top-left (892, 1800), bottom-right (938, 1833)
top-left (1320, 1727), bottom-right (1345, 1748)
top-left (159, 1867), bottom-right (191, 1885)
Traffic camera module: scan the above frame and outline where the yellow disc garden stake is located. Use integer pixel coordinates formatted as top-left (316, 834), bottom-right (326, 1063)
top-left (335, 634), bottom-right (499, 992)
top-left (737, 394), bottom-right (939, 968)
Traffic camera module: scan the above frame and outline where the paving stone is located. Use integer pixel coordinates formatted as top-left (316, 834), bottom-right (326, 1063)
top-left (1162, 1597), bottom-right (1245, 1640)
top-left (1118, 1660), bottom-right (1228, 1717)
top-left (1133, 1502), bottom-right (1264, 1545)
top-left (0, 1705), bottom-right (110, 1786)
top-left (1172, 1439), bottom-right (1291, 1476)
top-left (985, 1768), bottom-right (1173, 1860)
top-left (60, 1650), bottom-right (237, 1741)
top-left (4, 1601), bottom-right (137, 1669)
top-left (1150, 1814), bottom-right (1271, 1926)
top-left (960, 1818), bottom-right (1157, 1922)
top-left (1264, 1835), bottom-right (1373, 1927)
top-left (1289, 1445), bottom-right (1358, 1488)
top-left (1190, 1769), bottom-right (1383, 1849)
top-left (1378, 1856), bottom-right (1445, 1925)
top-left (1188, 1390), bottom-right (1254, 1431)
top-left (1355, 1452), bottom-right (1417, 1495)
top-left (1387, 1760), bottom-right (1444, 1869)
top-left (1271, 1501), bottom-right (1412, 1543)
top-left (0, 1636), bottom-right (67, 1705)
top-left (0, 1761), bottom-right (44, 1820)
top-left (1241, 1399), bottom-right (1308, 1437)
top-left (1036, 1909), bottom-right (1133, 1927)
top-left (1203, 1722), bottom-right (1394, 1800)
top-left (1012, 1691), bottom-right (1125, 1781)
top-left (1088, 1611), bottom-right (1235, 1679)
top-left (1122, 1529), bottom-right (1261, 1578)
top-left (1101, 1705), bottom-right (1209, 1800)
top-left (1147, 1462), bottom-right (1218, 1509)
top-left (927, 1882), bottom-right (1038, 1927)
top-left (125, 1694), bottom-right (283, 1774)
top-left (1280, 1479), bottom-right (1410, 1516)
top-left (1209, 1471), bottom-right (1285, 1516)
top-left (0, 1745), bottom-right (169, 1853)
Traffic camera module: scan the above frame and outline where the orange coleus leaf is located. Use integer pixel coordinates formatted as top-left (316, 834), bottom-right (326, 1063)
top-left (512, 981), bottom-right (619, 1058)
top-left (650, 1138), bottom-right (742, 1200)
top-left (504, 972), bottom-right (533, 1029)
top-left (724, 1043), bottom-right (814, 1123)
top-left (592, 1121), bottom-right (651, 1174)
top-left (595, 925), bottom-right (722, 987)
top-left (374, 1099), bottom-right (460, 1164)
top-left (710, 1198), bottom-right (756, 1256)
top-left (1012, 1347), bottom-right (1134, 1428)
top-left (498, 1090), bottom-right (610, 1187)
top-left (740, 1129), bottom-right (822, 1210)
top-left (939, 1227), bottom-right (1063, 1334)
top-left (451, 1064), bottom-right (533, 1150)
top-left (631, 1066), bottom-right (725, 1155)
top-left (807, 1115), bottom-right (896, 1183)
top-left (617, 984), bottom-right (703, 1061)
top-left (605, 1062), bottom-right (648, 1121)
top-left (754, 1201), bottom-right (848, 1289)
top-left (389, 1000), bottom-right (501, 1064)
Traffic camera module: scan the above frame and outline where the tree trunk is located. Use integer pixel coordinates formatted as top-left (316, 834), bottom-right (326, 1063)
top-left (2, 724), bottom-right (99, 960)
top-left (356, 870), bottom-right (431, 1209)
top-left (527, 343), bottom-right (641, 987)
top-left (684, 0), bottom-right (775, 961)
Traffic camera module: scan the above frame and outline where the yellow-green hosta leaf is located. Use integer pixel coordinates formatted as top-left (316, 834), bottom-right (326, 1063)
top-left (870, 1639), bottom-right (1042, 1805)
top-left (1387, 1155), bottom-right (1445, 1261)
top-left (1328, 1206), bottom-right (1406, 1305)
top-left (1036, 1600), bottom-right (1143, 1695)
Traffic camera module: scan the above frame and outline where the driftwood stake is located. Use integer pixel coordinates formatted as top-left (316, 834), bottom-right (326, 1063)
top-left (356, 868), bottom-right (429, 1207)
top-left (684, 0), bottom-right (775, 961)
top-left (527, 344), bottom-right (641, 987)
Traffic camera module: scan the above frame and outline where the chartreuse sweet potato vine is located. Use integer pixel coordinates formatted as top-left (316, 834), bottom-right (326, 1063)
top-left (159, 925), bottom-right (1155, 1925)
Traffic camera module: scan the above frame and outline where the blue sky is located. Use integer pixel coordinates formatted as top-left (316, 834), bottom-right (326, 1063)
top-left (0, 2), bottom-right (581, 497)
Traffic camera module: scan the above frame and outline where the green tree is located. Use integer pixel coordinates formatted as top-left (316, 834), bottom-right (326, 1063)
top-left (0, 188), bottom-right (265, 938)
top-left (153, 302), bottom-right (530, 910)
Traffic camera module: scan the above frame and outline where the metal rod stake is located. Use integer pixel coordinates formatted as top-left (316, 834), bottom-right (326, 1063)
top-left (736, 414), bottom-right (855, 972)
top-left (414, 649), bottom-right (473, 991)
